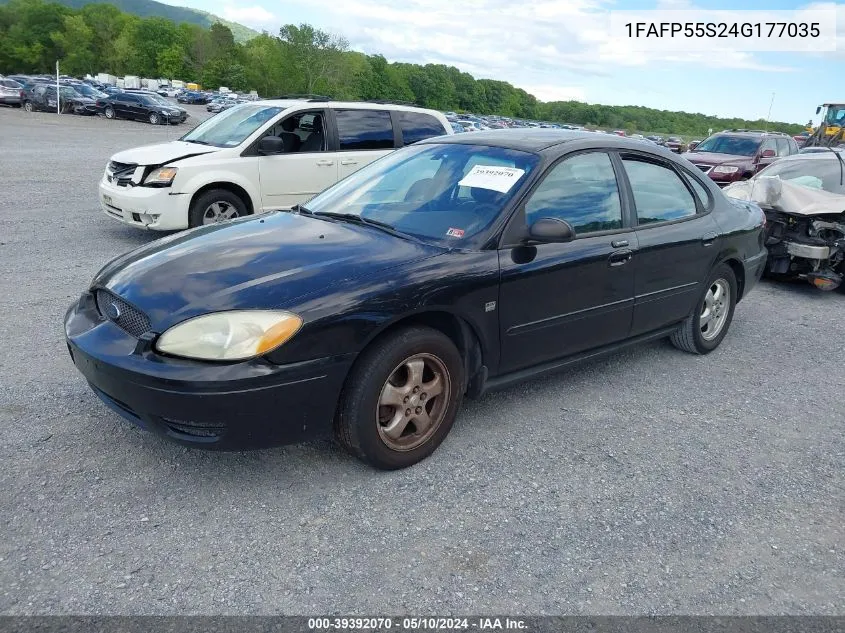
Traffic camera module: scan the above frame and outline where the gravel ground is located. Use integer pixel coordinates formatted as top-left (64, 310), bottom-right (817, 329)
top-left (0, 104), bottom-right (843, 616)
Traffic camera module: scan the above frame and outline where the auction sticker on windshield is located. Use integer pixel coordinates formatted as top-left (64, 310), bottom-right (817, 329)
top-left (459, 165), bottom-right (526, 193)
top-left (446, 227), bottom-right (465, 238)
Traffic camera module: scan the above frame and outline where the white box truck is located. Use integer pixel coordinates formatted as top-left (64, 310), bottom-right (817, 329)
top-left (97, 73), bottom-right (117, 85)
top-left (124, 75), bottom-right (141, 89)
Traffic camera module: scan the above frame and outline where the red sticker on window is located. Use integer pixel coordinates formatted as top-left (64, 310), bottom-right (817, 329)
top-left (446, 227), bottom-right (465, 238)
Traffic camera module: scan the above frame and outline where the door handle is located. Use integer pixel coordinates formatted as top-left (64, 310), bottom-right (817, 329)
top-left (611, 239), bottom-right (629, 248)
top-left (701, 232), bottom-right (718, 246)
top-left (340, 159), bottom-right (358, 166)
top-left (316, 159), bottom-right (334, 166)
top-left (608, 249), bottom-right (633, 267)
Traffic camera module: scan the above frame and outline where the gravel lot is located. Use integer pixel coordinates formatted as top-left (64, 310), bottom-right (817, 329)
top-left (0, 104), bottom-right (843, 616)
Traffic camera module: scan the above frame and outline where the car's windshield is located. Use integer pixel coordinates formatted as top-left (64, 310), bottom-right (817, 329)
top-left (58, 86), bottom-right (80, 98)
top-left (755, 156), bottom-right (845, 195)
top-left (693, 135), bottom-right (760, 156)
top-left (303, 143), bottom-right (540, 246)
top-left (180, 104), bottom-right (283, 147)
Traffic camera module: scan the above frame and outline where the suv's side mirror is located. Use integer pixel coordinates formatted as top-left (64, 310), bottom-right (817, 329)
top-left (257, 135), bottom-right (286, 155)
top-left (527, 217), bottom-right (575, 243)
top-left (760, 149), bottom-right (776, 158)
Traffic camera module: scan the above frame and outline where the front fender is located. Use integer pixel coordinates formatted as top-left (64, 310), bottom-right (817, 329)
top-left (173, 167), bottom-right (261, 215)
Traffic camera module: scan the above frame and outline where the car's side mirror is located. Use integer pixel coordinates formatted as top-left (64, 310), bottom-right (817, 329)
top-left (688, 141), bottom-right (699, 151)
top-left (760, 149), bottom-right (776, 158)
top-left (257, 136), bottom-right (286, 155)
top-left (526, 217), bottom-right (575, 243)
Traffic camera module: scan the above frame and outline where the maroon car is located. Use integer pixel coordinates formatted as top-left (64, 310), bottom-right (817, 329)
top-left (664, 136), bottom-right (687, 153)
top-left (681, 130), bottom-right (799, 187)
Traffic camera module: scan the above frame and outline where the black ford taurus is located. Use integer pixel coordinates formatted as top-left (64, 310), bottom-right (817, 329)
top-left (65, 130), bottom-right (768, 470)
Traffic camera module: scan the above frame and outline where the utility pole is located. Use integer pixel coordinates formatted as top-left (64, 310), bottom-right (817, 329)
top-left (56, 60), bottom-right (60, 115)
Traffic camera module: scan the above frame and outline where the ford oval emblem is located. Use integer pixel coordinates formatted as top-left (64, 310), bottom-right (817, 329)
top-left (105, 302), bottom-right (121, 320)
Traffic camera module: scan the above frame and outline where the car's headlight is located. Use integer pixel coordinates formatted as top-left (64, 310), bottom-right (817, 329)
top-left (712, 165), bottom-right (740, 175)
top-left (155, 310), bottom-right (303, 361)
top-left (143, 166), bottom-right (178, 186)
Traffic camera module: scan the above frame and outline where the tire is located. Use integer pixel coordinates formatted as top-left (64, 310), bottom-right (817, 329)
top-left (188, 188), bottom-right (248, 227)
top-left (670, 263), bottom-right (737, 355)
top-left (104, 106), bottom-right (115, 119)
top-left (23, 100), bottom-right (33, 113)
top-left (149, 112), bottom-right (160, 125)
top-left (334, 326), bottom-right (465, 470)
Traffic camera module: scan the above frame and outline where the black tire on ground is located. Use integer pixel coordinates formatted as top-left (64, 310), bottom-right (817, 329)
top-left (23, 101), bottom-right (33, 113)
top-left (188, 188), bottom-right (248, 228)
top-left (149, 112), bottom-right (160, 125)
top-left (334, 326), bottom-right (465, 470)
top-left (670, 263), bottom-right (737, 355)
top-left (104, 106), bottom-right (115, 119)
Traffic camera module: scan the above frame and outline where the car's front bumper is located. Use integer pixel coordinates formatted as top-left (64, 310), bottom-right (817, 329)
top-left (64, 292), bottom-right (354, 450)
top-left (99, 177), bottom-right (191, 230)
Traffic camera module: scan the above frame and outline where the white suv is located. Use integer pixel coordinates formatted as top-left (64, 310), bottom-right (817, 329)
top-left (98, 99), bottom-right (453, 230)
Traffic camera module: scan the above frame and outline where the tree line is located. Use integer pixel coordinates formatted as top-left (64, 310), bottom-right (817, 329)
top-left (0, 0), bottom-right (805, 136)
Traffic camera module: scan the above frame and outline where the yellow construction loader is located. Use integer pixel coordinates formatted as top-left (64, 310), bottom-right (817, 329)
top-left (804, 103), bottom-right (845, 147)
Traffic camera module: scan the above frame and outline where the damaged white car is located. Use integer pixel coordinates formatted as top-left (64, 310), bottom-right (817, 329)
top-left (724, 151), bottom-right (845, 291)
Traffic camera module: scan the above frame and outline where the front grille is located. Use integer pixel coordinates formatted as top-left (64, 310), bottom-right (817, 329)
top-left (95, 289), bottom-right (151, 338)
top-left (107, 161), bottom-right (138, 187)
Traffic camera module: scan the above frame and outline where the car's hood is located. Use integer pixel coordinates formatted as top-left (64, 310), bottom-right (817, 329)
top-left (724, 175), bottom-right (845, 217)
top-left (683, 151), bottom-right (750, 166)
top-left (110, 141), bottom-right (219, 166)
top-left (92, 211), bottom-right (444, 331)
top-left (70, 96), bottom-right (95, 104)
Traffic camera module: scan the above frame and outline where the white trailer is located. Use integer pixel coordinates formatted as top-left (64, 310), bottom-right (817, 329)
top-left (171, 80), bottom-right (185, 89)
top-left (97, 73), bottom-right (117, 85)
top-left (124, 75), bottom-right (141, 89)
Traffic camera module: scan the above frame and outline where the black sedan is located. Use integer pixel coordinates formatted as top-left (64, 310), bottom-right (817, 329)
top-left (96, 92), bottom-right (187, 124)
top-left (21, 83), bottom-right (98, 115)
top-left (65, 130), bottom-right (768, 469)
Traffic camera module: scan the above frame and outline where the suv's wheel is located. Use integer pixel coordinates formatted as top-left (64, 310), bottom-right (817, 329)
top-left (148, 112), bottom-right (160, 125)
top-left (103, 106), bottom-right (115, 119)
top-left (335, 326), bottom-right (465, 470)
top-left (188, 189), bottom-right (248, 227)
top-left (670, 263), bottom-right (737, 354)
top-left (23, 100), bottom-right (33, 113)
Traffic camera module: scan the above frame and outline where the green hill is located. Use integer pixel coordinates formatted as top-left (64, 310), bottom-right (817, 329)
top-left (0, 0), bottom-right (261, 41)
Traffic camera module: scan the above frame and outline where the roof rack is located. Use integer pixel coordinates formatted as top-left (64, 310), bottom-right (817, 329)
top-left (363, 99), bottom-right (419, 106)
top-left (271, 94), bottom-right (332, 101)
top-left (721, 128), bottom-right (788, 136)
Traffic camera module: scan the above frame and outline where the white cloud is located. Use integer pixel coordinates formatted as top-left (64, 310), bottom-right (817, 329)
top-left (219, 4), bottom-right (279, 31)
top-left (522, 84), bottom-right (588, 103)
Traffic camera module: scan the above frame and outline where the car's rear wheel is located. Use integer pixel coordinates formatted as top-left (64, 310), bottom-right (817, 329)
top-left (335, 326), bottom-right (465, 470)
top-left (103, 106), bottom-right (115, 119)
top-left (23, 100), bottom-right (33, 113)
top-left (188, 189), bottom-right (248, 227)
top-left (670, 263), bottom-right (737, 354)
top-left (149, 112), bottom-right (160, 125)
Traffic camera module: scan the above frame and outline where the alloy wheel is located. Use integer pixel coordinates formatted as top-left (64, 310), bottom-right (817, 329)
top-left (201, 201), bottom-right (240, 224)
top-left (376, 353), bottom-right (451, 452)
top-left (700, 278), bottom-right (730, 341)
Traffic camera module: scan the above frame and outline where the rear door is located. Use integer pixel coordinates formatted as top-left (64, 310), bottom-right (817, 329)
top-left (330, 108), bottom-right (396, 180)
top-left (256, 108), bottom-right (338, 209)
top-left (396, 111), bottom-right (449, 146)
top-left (618, 152), bottom-right (721, 337)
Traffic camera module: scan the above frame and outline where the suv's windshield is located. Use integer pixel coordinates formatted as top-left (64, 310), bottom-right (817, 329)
top-left (693, 135), bottom-right (761, 156)
top-left (304, 143), bottom-right (540, 246)
top-left (755, 156), bottom-right (845, 195)
top-left (180, 104), bottom-right (283, 147)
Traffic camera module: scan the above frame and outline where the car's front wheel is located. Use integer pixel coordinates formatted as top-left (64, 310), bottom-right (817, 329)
top-left (149, 112), bottom-right (160, 125)
top-left (335, 326), bottom-right (465, 470)
top-left (188, 188), bottom-right (248, 227)
top-left (103, 106), bottom-right (115, 119)
top-left (670, 263), bottom-right (737, 354)
top-left (23, 100), bottom-right (33, 112)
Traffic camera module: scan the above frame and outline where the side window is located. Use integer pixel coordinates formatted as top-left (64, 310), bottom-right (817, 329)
top-left (760, 138), bottom-right (776, 155)
top-left (775, 138), bottom-right (790, 157)
top-left (335, 109), bottom-right (394, 151)
top-left (524, 152), bottom-right (623, 234)
top-left (121, 94), bottom-right (137, 103)
top-left (398, 111), bottom-right (447, 145)
top-left (683, 171), bottom-right (711, 210)
top-left (265, 110), bottom-right (326, 153)
top-left (622, 158), bottom-right (697, 225)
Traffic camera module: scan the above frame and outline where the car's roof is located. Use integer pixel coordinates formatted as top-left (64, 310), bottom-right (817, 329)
top-left (417, 128), bottom-right (678, 153)
top-left (250, 99), bottom-right (445, 116)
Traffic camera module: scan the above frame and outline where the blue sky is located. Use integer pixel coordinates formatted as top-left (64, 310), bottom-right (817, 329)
top-left (161, 0), bottom-right (843, 124)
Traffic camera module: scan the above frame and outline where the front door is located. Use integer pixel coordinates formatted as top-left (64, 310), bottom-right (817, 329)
top-left (257, 109), bottom-right (337, 209)
top-left (332, 108), bottom-right (397, 181)
top-left (497, 151), bottom-right (636, 374)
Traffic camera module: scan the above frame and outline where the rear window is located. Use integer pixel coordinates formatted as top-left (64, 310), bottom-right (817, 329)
top-left (398, 111), bottom-right (447, 145)
top-left (335, 109), bottom-right (394, 150)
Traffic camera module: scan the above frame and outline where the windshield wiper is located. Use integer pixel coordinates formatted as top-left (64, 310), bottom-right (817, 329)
top-left (314, 211), bottom-right (397, 232)
top-left (183, 139), bottom-right (210, 145)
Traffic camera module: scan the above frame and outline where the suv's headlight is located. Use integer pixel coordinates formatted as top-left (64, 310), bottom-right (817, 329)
top-left (155, 310), bottom-right (303, 361)
top-left (712, 165), bottom-right (740, 175)
top-left (143, 166), bottom-right (178, 186)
